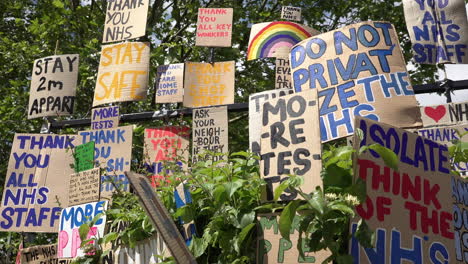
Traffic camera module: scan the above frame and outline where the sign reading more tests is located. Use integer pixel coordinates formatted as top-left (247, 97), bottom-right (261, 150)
top-left (94, 42), bottom-right (150, 106)
top-left (291, 21), bottom-right (422, 142)
top-left (103, 0), bottom-right (149, 43)
top-left (195, 8), bottom-right (233, 47)
top-left (91, 105), bottom-right (120, 130)
top-left (260, 90), bottom-right (322, 202)
top-left (28, 54), bottom-right (79, 119)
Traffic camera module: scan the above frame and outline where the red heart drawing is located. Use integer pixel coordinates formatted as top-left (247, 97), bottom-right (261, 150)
top-left (424, 105), bottom-right (446, 123)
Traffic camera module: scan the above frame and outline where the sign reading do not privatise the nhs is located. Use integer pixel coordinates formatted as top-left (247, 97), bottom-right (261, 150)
top-left (290, 21), bottom-right (422, 142)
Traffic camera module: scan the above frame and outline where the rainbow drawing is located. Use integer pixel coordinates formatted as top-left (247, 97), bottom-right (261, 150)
top-left (247, 21), bottom-right (315, 60)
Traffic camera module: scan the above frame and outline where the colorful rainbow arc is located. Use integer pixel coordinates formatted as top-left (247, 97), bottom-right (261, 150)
top-left (247, 21), bottom-right (313, 60)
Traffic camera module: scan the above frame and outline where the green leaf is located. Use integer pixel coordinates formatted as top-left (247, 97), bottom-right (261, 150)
top-left (354, 219), bottom-right (373, 248)
top-left (368, 144), bottom-right (399, 171)
top-left (239, 211), bottom-right (255, 228)
top-left (79, 224), bottom-right (90, 241)
top-left (237, 223), bottom-right (255, 251)
top-left (323, 164), bottom-right (352, 189)
top-left (274, 180), bottom-right (289, 201)
top-left (279, 200), bottom-right (301, 241)
top-left (308, 187), bottom-right (325, 215)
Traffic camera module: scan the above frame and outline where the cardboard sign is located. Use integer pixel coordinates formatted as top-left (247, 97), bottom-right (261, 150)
top-left (103, 0), bottom-right (149, 43)
top-left (78, 126), bottom-right (133, 198)
top-left (260, 90), bottom-right (322, 202)
top-left (0, 133), bottom-right (80, 232)
top-left (403, 0), bottom-right (468, 64)
top-left (183, 61), bottom-right (235, 107)
top-left (91, 106), bottom-right (119, 130)
top-left (257, 214), bottom-right (330, 263)
top-left (452, 175), bottom-right (468, 262)
top-left (21, 244), bottom-right (57, 264)
top-left (275, 58), bottom-right (292, 89)
top-left (281, 6), bottom-right (301, 22)
top-left (421, 101), bottom-right (468, 127)
top-left (74, 141), bottom-right (95, 173)
top-left (69, 168), bottom-right (100, 206)
top-left (125, 171), bottom-right (197, 264)
top-left (155, 63), bottom-right (184, 103)
top-left (28, 54), bottom-right (79, 119)
top-left (174, 183), bottom-right (196, 245)
top-left (249, 89), bottom-right (294, 154)
top-left (93, 42), bottom-right (150, 106)
top-left (418, 124), bottom-right (468, 175)
top-left (247, 21), bottom-right (319, 60)
top-left (195, 8), bottom-right (233, 47)
top-left (291, 21), bottom-right (423, 142)
top-left (58, 201), bottom-right (108, 258)
top-left (350, 117), bottom-right (456, 263)
top-left (192, 106), bottom-right (228, 163)
top-left (144, 127), bottom-right (190, 186)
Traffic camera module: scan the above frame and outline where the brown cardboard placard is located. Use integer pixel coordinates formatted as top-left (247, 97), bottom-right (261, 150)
top-left (247, 21), bottom-right (319, 60)
top-left (93, 42), bottom-right (150, 106)
top-left (20, 244), bottom-right (57, 264)
top-left (452, 175), bottom-right (468, 262)
top-left (155, 63), bottom-right (184, 103)
top-left (350, 117), bottom-right (456, 263)
top-left (68, 167), bottom-right (101, 206)
top-left (403, 0), bottom-right (468, 64)
top-left (91, 105), bottom-right (119, 130)
top-left (78, 126), bottom-right (133, 198)
top-left (103, 0), bottom-right (149, 43)
top-left (420, 101), bottom-right (468, 127)
top-left (275, 57), bottom-right (292, 90)
top-left (418, 123), bottom-right (468, 176)
top-left (125, 171), bottom-right (197, 264)
top-left (281, 6), bottom-right (301, 22)
top-left (28, 54), bottom-right (79, 119)
top-left (144, 127), bottom-right (190, 187)
top-left (249, 89), bottom-right (294, 154)
top-left (183, 61), bottom-right (235, 107)
top-left (260, 90), bottom-right (322, 202)
top-left (257, 213), bottom-right (330, 263)
top-left (290, 21), bottom-right (422, 142)
top-left (0, 134), bottom-right (81, 232)
top-left (192, 106), bottom-right (228, 163)
top-left (195, 8), bottom-right (233, 47)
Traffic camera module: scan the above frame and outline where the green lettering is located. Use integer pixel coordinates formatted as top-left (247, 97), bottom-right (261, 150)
top-left (278, 238), bottom-right (292, 262)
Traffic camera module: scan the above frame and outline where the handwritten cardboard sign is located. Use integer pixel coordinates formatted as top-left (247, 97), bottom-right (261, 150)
top-left (144, 127), bottom-right (190, 186)
top-left (78, 126), bottom-right (133, 198)
top-left (0, 133), bottom-right (80, 232)
top-left (74, 141), bottom-right (95, 173)
top-left (257, 214), bottom-right (330, 263)
top-left (403, 0), bottom-right (468, 64)
top-left (91, 106), bottom-right (119, 130)
top-left (281, 6), bottom-right (301, 22)
top-left (183, 61), bottom-right (235, 107)
top-left (93, 42), bottom-right (150, 106)
top-left (103, 0), bottom-right (149, 43)
top-left (421, 101), bottom-right (468, 127)
top-left (69, 168), bottom-right (100, 206)
top-left (21, 244), bottom-right (57, 264)
top-left (192, 106), bottom-right (228, 163)
top-left (28, 54), bottom-right (79, 119)
top-left (291, 21), bottom-right (422, 142)
top-left (174, 183), bottom-right (196, 245)
top-left (125, 171), bottom-right (197, 264)
top-left (247, 21), bottom-right (319, 60)
top-left (452, 175), bottom-right (468, 262)
top-left (249, 89), bottom-right (294, 154)
top-left (58, 201), bottom-right (108, 258)
top-left (350, 117), bottom-right (456, 263)
top-left (155, 63), bottom-right (184, 103)
top-left (195, 8), bottom-right (233, 47)
top-left (275, 58), bottom-right (292, 89)
top-left (260, 90), bottom-right (322, 202)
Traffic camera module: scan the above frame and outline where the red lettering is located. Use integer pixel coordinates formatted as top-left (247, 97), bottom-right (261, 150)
top-left (376, 196), bottom-right (392, 221)
top-left (423, 179), bottom-right (441, 209)
top-left (402, 173), bottom-right (421, 201)
top-left (356, 196), bottom-right (373, 220)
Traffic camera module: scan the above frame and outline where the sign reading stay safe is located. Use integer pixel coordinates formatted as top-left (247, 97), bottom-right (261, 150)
top-left (93, 42), bottom-right (150, 106)
top-left (291, 21), bottom-right (422, 142)
top-left (28, 54), bottom-right (79, 119)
